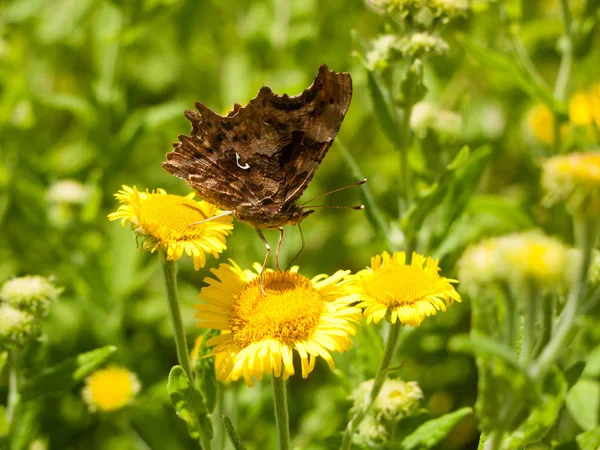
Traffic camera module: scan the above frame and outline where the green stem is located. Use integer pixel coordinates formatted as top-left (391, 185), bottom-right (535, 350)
top-left (6, 351), bottom-right (19, 427)
top-left (399, 105), bottom-right (413, 215)
top-left (159, 252), bottom-right (193, 381)
top-left (530, 217), bottom-right (598, 380)
top-left (519, 283), bottom-right (537, 365)
top-left (553, 0), bottom-right (573, 103)
top-left (340, 322), bottom-right (402, 450)
top-left (272, 376), bottom-right (291, 450)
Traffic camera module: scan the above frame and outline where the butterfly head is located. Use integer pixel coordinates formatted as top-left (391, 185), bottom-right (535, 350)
top-left (288, 206), bottom-right (314, 226)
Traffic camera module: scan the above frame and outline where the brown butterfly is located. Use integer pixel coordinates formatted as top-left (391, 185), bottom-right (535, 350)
top-left (163, 65), bottom-right (357, 270)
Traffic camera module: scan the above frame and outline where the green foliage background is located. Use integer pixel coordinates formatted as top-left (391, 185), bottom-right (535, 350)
top-left (1, 0), bottom-right (599, 449)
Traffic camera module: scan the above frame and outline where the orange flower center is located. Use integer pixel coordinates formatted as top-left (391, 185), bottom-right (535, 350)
top-left (231, 272), bottom-right (324, 347)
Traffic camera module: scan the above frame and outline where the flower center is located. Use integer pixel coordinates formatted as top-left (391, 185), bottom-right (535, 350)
top-left (139, 194), bottom-right (210, 241)
top-left (363, 265), bottom-right (438, 306)
top-left (230, 272), bottom-right (324, 347)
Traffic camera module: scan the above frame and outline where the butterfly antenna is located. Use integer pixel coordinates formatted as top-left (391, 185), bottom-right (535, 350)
top-left (301, 178), bottom-right (367, 206)
top-left (308, 205), bottom-right (365, 210)
top-left (187, 210), bottom-right (234, 228)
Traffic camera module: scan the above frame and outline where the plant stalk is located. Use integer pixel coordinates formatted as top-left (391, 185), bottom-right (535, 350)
top-left (530, 217), bottom-right (597, 380)
top-left (159, 252), bottom-right (193, 381)
top-left (272, 376), bottom-right (291, 450)
top-left (6, 351), bottom-right (19, 426)
top-left (340, 322), bottom-right (402, 450)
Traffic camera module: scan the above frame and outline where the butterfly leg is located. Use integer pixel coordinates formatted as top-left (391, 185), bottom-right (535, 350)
top-left (256, 228), bottom-right (271, 293)
top-left (286, 223), bottom-right (305, 271)
top-left (275, 227), bottom-right (284, 271)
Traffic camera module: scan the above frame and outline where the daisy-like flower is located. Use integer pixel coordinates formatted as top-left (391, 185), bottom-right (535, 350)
top-left (527, 104), bottom-right (555, 145)
top-left (541, 152), bottom-right (600, 215)
top-left (196, 261), bottom-right (361, 387)
top-left (82, 366), bottom-right (141, 412)
top-left (0, 304), bottom-right (37, 348)
top-left (0, 275), bottom-right (62, 317)
top-left (108, 185), bottom-right (233, 270)
top-left (351, 378), bottom-right (423, 421)
top-left (351, 251), bottom-right (460, 326)
top-left (458, 231), bottom-right (572, 294)
top-left (569, 84), bottom-right (600, 128)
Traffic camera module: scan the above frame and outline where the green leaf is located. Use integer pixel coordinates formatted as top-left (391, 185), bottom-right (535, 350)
top-left (399, 407), bottom-right (473, 450)
top-left (20, 346), bottom-right (117, 401)
top-left (449, 333), bottom-right (521, 371)
top-left (402, 145), bottom-right (490, 243)
top-left (400, 59), bottom-right (427, 106)
top-left (458, 35), bottom-right (566, 114)
top-left (434, 195), bottom-right (536, 259)
top-left (366, 70), bottom-right (403, 148)
top-left (564, 361), bottom-right (586, 390)
top-left (222, 415), bottom-right (247, 450)
top-left (337, 139), bottom-right (390, 241)
top-left (430, 145), bottom-right (492, 250)
top-left (553, 426), bottom-right (600, 450)
top-left (446, 146), bottom-right (470, 170)
top-left (504, 367), bottom-right (567, 449)
top-left (167, 365), bottom-right (213, 442)
top-left (0, 352), bottom-right (7, 375)
top-left (195, 330), bottom-right (218, 412)
top-left (566, 378), bottom-right (600, 430)
top-left (9, 401), bottom-right (40, 450)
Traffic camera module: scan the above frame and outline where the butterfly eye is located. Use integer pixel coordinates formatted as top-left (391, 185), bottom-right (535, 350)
top-left (235, 153), bottom-right (250, 170)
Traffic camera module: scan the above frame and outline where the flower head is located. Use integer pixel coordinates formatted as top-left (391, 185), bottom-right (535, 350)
top-left (350, 378), bottom-right (423, 448)
top-left (0, 275), bottom-right (62, 317)
top-left (366, 0), bottom-right (424, 16)
top-left (366, 35), bottom-right (400, 71)
top-left (351, 378), bottom-right (423, 421)
top-left (542, 152), bottom-right (600, 215)
top-left (569, 84), bottom-right (600, 128)
top-left (528, 104), bottom-right (555, 145)
top-left (47, 179), bottom-right (90, 205)
top-left (351, 251), bottom-right (460, 326)
top-left (396, 32), bottom-right (449, 58)
top-left (410, 101), bottom-right (461, 141)
top-left (196, 261), bottom-right (361, 386)
top-left (458, 231), bottom-right (571, 294)
top-left (82, 366), bottom-right (141, 412)
top-left (430, 0), bottom-right (469, 20)
top-left (108, 185), bottom-right (233, 270)
top-left (0, 304), bottom-right (37, 348)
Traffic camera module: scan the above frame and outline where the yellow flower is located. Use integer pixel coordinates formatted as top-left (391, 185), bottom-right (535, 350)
top-left (108, 185), bottom-right (233, 270)
top-left (569, 92), bottom-right (594, 126)
top-left (528, 104), bottom-right (555, 145)
top-left (542, 152), bottom-right (600, 215)
top-left (351, 252), bottom-right (460, 326)
top-left (569, 84), bottom-right (600, 128)
top-left (196, 261), bottom-right (361, 387)
top-left (190, 335), bottom-right (204, 368)
top-left (82, 366), bottom-right (141, 412)
top-left (458, 231), bottom-right (571, 293)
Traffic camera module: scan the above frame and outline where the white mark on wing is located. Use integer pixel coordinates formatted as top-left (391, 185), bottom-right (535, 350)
top-left (236, 153), bottom-right (250, 170)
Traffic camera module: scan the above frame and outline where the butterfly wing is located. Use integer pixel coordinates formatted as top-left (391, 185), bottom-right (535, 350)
top-left (162, 65), bottom-right (352, 219)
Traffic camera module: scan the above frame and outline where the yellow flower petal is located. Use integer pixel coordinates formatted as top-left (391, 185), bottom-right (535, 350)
top-left (196, 262), bottom-right (361, 387)
top-left (351, 251), bottom-right (461, 326)
top-left (108, 185), bottom-right (233, 269)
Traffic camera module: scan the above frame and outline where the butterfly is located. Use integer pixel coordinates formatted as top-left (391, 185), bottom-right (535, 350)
top-left (163, 65), bottom-right (355, 269)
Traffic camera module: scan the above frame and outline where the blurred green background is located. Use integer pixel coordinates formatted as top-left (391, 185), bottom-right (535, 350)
top-left (2, 0), bottom-right (598, 448)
